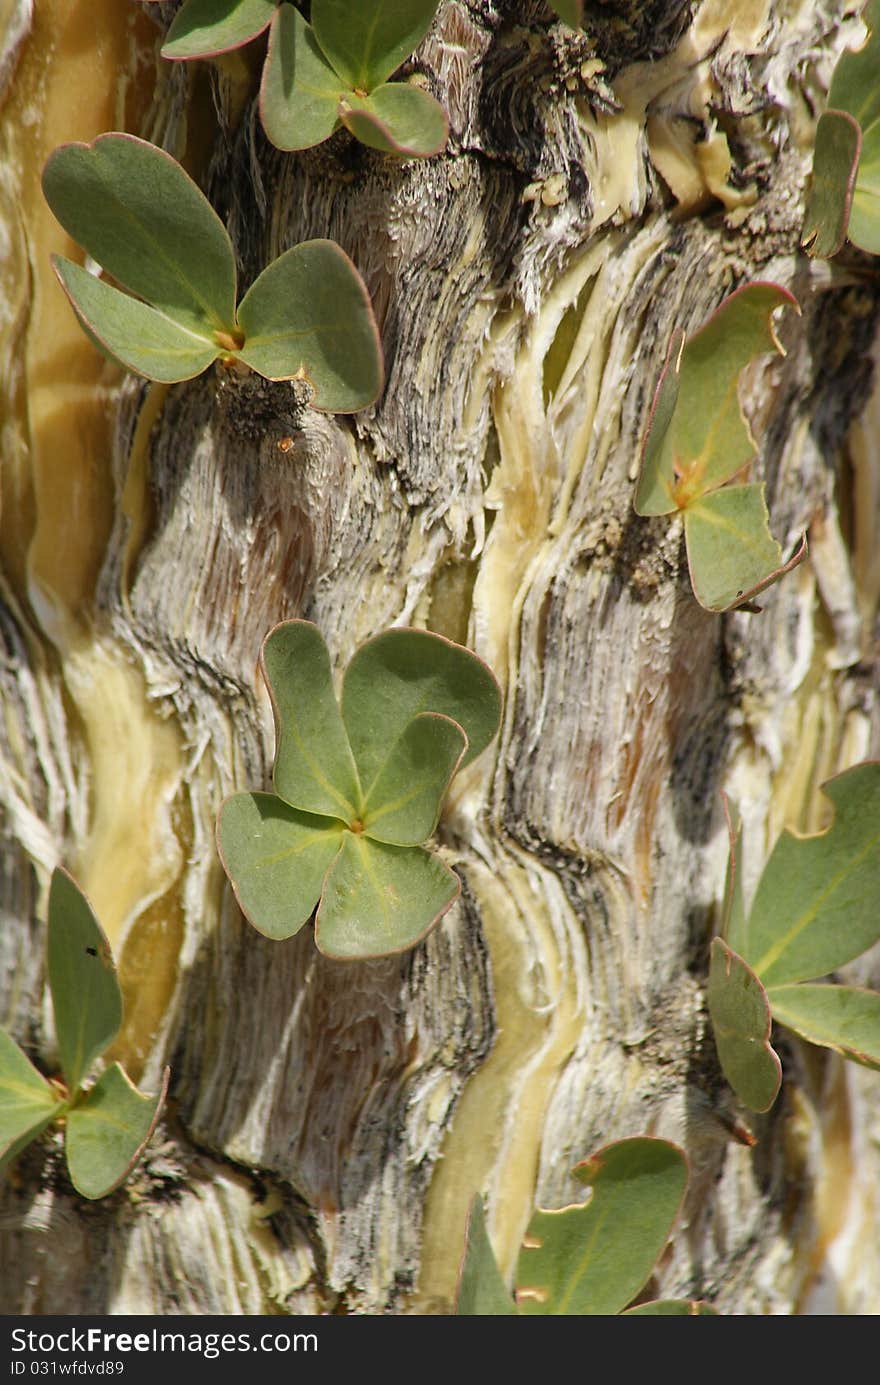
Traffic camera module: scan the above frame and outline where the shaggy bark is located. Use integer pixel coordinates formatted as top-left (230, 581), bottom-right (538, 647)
top-left (2, 0), bottom-right (880, 1314)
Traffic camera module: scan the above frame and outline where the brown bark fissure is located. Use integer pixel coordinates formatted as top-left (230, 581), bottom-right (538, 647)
top-left (2, 0), bottom-right (880, 1313)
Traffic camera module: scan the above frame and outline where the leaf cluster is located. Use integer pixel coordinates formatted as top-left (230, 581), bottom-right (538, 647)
top-left (0, 870), bottom-right (168, 1199)
top-left (142, 0), bottom-right (448, 158)
top-left (634, 282), bottom-right (807, 612)
top-left (802, 0), bottom-right (880, 258)
top-left (709, 763), bottom-right (880, 1112)
top-left (42, 132), bottom-right (383, 407)
top-left (217, 621), bottom-right (502, 959)
top-left (456, 1138), bottom-right (715, 1315)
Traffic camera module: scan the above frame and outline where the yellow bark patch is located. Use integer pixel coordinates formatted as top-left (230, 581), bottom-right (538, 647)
top-left (0, 0), bottom-right (157, 622)
top-left (63, 638), bottom-right (184, 951)
top-left (418, 855), bottom-right (583, 1303)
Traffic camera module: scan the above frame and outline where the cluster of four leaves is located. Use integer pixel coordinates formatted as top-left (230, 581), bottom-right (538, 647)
top-left (0, 620), bottom-right (499, 1200)
top-left (217, 620), bottom-right (502, 958)
top-left (0, 870), bottom-right (168, 1200)
top-left (141, 0), bottom-right (448, 158)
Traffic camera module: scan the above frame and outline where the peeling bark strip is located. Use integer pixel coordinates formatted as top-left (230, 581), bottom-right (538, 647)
top-left (2, 0), bottom-right (880, 1314)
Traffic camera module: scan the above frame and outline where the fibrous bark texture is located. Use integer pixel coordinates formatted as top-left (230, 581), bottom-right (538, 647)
top-left (2, 0), bottom-right (880, 1314)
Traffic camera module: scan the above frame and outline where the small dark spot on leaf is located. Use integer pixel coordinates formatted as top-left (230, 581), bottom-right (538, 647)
top-left (85, 946), bottom-right (97, 956)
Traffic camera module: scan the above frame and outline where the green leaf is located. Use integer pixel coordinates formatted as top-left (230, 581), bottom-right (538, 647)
top-left (849, 137), bottom-right (880, 254)
top-left (721, 796), bottom-right (748, 957)
top-left (635, 284), bottom-right (797, 518)
top-left (455, 1195), bottom-right (518, 1315)
top-left (0, 1029), bottom-right (61, 1161)
top-left (339, 84), bottom-right (448, 157)
top-left (515, 1138), bottom-right (688, 1316)
top-left (312, 0), bottom-right (440, 94)
top-left (65, 1063), bottom-right (169, 1200)
top-left (362, 713), bottom-right (466, 845)
top-left (768, 984), bottom-right (880, 1068)
top-left (805, 0), bottom-right (880, 256)
top-left (259, 6), bottom-right (346, 153)
top-left (632, 328), bottom-right (683, 517)
top-left (236, 240), bottom-right (384, 412)
top-left (708, 939), bottom-right (781, 1113)
top-left (261, 621), bottom-right (362, 823)
top-left (48, 868), bottom-right (123, 1096)
top-left (549, 1), bottom-right (584, 26)
top-left (744, 763), bottom-right (880, 987)
top-left (42, 133), bottom-right (237, 338)
top-left (216, 792), bottom-right (345, 940)
top-left (801, 110), bottom-right (862, 258)
top-left (161, 0), bottom-right (276, 60)
top-left (828, 0), bottom-right (880, 125)
top-left (622, 1300), bottom-right (718, 1315)
top-left (341, 628), bottom-right (502, 794)
top-left (52, 258), bottom-right (221, 384)
top-left (684, 486), bottom-right (806, 613)
top-left (314, 833), bottom-right (459, 959)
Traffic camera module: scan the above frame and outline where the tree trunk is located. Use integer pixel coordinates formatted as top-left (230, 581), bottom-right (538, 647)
top-left (2, 0), bottom-right (879, 1315)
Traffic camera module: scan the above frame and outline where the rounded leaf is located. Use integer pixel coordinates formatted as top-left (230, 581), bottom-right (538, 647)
top-left (801, 110), bottom-right (862, 259)
top-left (161, 0), bottom-right (276, 60)
top-left (260, 5), bottom-right (346, 153)
top-left (236, 240), bottom-right (384, 412)
top-left (312, 0), bottom-right (440, 94)
top-left (0, 1029), bottom-right (61, 1162)
top-left (315, 834), bottom-right (460, 959)
top-left (52, 257), bottom-right (221, 384)
top-left (746, 763), bottom-right (880, 987)
top-left (849, 143), bottom-right (880, 254)
top-left (217, 792), bottom-right (345, 941)
top-left (65, 1063), bottom-right (169, 1200)
top-left (339, 83), bottom-right (448, 158)
top-left (635, 284), bottom-right (798, 522)
top-left (261, 620), bottom-right (362, 823)
top-left (516, 1138), bottom-right (688, 1315)
top-left (48, 868), bottom-right (123, 1096)
top-left (708, 939), bottom-right (781, 1113)
top-left (768, 984), bottom-right (880, 1068)
top-left (684, 485), bottom-right (806, 613)
top-left (341, 627), bottom-right (502, 794)
top-left (362, 712), bottom-right (467, 845)
top-left (42, 132), bottom-right (237, 337)
top-left (822, 0), bottom-right (880, 255)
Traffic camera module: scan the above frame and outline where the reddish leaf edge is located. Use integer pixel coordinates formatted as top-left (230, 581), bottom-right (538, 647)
top-left (50, 257), bottom-right (223, 387)
top-left (768, 982), bottom-right (880, 1071)
top-left (338, 91), bottom-right (449, 159)
top-left (801, 109), bottom-right (862, 259)
top-left (710, 938), bottom-right (782, 1114)
top-left (691, 531), bottom-right (809, 615)
top-left (68, 1065), bottom-right (171, 1200)
top-left (236, 240), bottom-right (385, 411)
top-left (162, 16), bottom-right (274, 62)
top-left (314, 850), bottom-right (462, 961)
top-left (42, 133), bottom-right (238, 306)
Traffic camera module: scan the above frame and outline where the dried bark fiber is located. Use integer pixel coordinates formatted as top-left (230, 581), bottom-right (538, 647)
top-left (2, 0), bottom-right (880, 1313)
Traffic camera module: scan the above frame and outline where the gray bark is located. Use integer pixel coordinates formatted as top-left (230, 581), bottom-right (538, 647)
top-left (2, 0), bottom-right (880, 1314)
